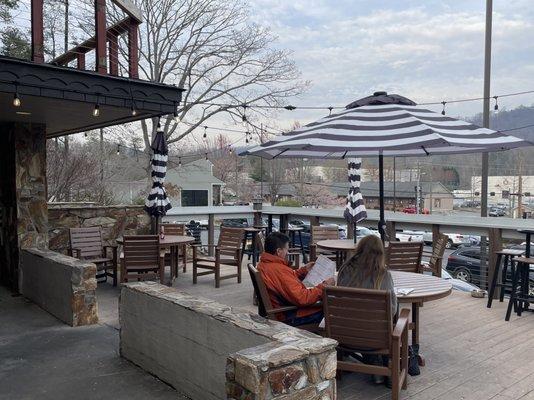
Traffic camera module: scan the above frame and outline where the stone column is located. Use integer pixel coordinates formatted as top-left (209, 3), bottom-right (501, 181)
top-left (0, 122), bottom-right (48, 292)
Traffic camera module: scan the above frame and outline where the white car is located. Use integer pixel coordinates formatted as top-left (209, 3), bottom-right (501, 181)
top-left (396, 230), bottom-right (424, 242)
top-left (423, 232), bottom-right (472, 249)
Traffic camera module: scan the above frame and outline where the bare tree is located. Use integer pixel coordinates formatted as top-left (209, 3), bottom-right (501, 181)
top-left (127, 0), bottom-right (306, 149)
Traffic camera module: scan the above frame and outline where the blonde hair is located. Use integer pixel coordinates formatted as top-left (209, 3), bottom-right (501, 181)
top-left (338, 235), bottom-right (387, 289)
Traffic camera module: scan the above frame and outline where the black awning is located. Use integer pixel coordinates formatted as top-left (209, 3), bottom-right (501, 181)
top-left (0, 56), bottom-right (184, 137)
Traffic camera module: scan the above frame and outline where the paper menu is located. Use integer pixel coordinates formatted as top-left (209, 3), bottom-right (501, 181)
top-left (302, 255), bottom-right (336, 287)
top-left (395, 288), bottom-right (414, 296)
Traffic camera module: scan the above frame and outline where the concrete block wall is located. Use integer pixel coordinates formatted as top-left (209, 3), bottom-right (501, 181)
top-left (120, 282), bottom-right (337, 400)
top-left (20, 248), bottom-right (98, 326)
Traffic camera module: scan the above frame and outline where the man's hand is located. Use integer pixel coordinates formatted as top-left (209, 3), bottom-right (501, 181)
top-left (304, 261), bottom-right (315, 272)
top-left (322, 277), bottom-right (335, 286)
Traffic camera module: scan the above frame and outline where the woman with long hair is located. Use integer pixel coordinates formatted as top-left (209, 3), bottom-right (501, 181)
top-left (337, 234), bottom-right (397, 315)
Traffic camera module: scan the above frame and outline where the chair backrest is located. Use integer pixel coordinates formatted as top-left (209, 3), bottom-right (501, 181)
top-left (248, 263), bottom-right (272, 318)
top-left (386, 241), bottom-right (423, 273)
top-left (311, 225), bottom-right (339, 244)
top-left (69, 227), bottom-right (104, 259)
top-left (257, 231), bottom-right (266, 254)
top-left (163, 223), bottom-right (185, 236)
top-left (428, 234), bottom-right (448, 275)
top-left (123, 235), bottom-right (160, 269)
top-left (217, 227), bottom-right (245, 258)
top-left (323, 286), bottom-right (393, 353)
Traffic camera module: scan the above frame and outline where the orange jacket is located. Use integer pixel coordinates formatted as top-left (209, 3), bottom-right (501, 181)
top-left (258, 252), bottom-right (323, 321)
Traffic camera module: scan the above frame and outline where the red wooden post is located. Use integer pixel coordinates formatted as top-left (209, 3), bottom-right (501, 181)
top-left (108, 33), bottom-right (119, 75)
top-left (31, 0), bottom-right (44, 63)
top-left (95, 0), bottom-right (107, 74)
top-left (128, 19), bottom-right (139, 78)
top-left (76, 53), bottom-right (85, 70)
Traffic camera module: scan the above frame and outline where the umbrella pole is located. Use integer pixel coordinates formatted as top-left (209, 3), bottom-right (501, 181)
top-left (378, 154), bottom-right (386, 242)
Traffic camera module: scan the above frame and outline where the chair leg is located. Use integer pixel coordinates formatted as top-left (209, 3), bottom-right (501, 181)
top-left (488, 254), bottom-right (503, 308)
top-left (112, 264), bottom-right (118, 287)
top-left (182, 245), bottom-right (187, 273)
top-left (505, 262), bottom-right (520, 321)
top-left (215, 263), bottom-right (220, 288)
top-left (237, 261), bottom-right (242, 284)
top-left (391, 341), bottom-right (400, 400)
top-left (193, 262), bottom-right (198, 284)
top-left (500, 255), bottom-right (510, 303)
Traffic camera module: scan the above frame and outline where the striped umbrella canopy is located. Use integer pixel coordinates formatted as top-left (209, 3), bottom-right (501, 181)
top-left (243, 92), bottom-right (531, 239)
top-left (145, 123), bottom-right (172, 218)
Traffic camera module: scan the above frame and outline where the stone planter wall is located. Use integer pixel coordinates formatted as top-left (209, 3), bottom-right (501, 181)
top-left (19, 248), bottom-right (98, 326)
top-left (120, 282), bottom-right (337, 400)
top-left (48, 203), bottom-right (151, 252)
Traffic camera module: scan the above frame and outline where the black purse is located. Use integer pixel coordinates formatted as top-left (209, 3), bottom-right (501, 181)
top-left (408, 344), bottom-right (420, 376)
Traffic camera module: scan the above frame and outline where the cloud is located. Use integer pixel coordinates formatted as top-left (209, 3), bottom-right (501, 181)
top-left (246, 0), bottom-right (534, 128)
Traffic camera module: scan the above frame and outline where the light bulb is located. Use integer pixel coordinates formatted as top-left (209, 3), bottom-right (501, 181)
top-left (13, 93), bottom-right (21, 107)
top-left (131, 107), bottom-right (137, 116)
top-left (93, 104), bottom-right (100, 117)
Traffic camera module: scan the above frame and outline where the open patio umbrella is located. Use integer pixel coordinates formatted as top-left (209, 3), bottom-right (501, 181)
top-left (145, 122), bottom-right (172, 228)
top-left (242, 92), bottom-right (531, 241)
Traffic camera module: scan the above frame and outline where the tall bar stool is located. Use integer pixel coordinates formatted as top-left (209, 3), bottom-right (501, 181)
top-left (281, 226), bottom-right (306, 267)
top-left (505, 256), bottom-right (534, 321)
top-left (487, 249), bottom-right (524, 308)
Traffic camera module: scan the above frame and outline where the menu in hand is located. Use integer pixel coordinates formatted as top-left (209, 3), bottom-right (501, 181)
top-left (302, 255), bottom-right (336, 287)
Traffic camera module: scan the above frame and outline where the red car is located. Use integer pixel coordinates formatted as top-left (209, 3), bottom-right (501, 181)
top-left (403, 206), bottom-right (430, 214)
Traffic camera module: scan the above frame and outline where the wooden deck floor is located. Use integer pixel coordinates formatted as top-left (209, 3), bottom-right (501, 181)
top-left (172, 262), bottom-right (534, 400)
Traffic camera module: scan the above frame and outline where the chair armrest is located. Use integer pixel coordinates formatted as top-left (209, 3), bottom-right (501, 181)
top-left (69, 248), bottom-right (81, 258)
top-left (392, 308), bottom-right (410, 339)
top-left (269, 301), bottom-right (322, 315)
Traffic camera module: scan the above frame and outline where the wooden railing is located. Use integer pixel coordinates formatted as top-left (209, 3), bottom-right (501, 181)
top-left (165, 205), bottom-right (534, 287)
top-left (30, 0), bottom-right (141, 78)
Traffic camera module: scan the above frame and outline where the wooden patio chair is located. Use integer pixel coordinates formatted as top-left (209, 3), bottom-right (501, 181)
top-left (69, 227), bottom-right (118, 286)
top-left (120, 235), bottom-right (164, 284)
top-left (309, 225), bottom-right (339, 263)
top-left (247, 263), bottom-right (321, 333)
top-left (386, 241), bottom-right (424, 273)
top-left (192, 227), bottom-right (245, 288)
top-left (162, 223), bottom-right (188, 273)
top-left (323, 286), bottom-right (410, 400)
top-left (422, 233), bottom-right (448, 276)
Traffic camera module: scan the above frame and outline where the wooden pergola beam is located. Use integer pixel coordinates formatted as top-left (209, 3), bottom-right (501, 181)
top-left (95, 0), bottom-right (107, 74)
top-left (31, 0), bottom-right (44, 63)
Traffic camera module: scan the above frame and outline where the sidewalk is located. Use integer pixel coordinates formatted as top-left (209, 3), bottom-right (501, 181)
top-left (0, 286), bottom-right (187, 400)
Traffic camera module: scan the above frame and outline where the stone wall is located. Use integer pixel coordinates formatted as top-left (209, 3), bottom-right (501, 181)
top-left (48, 203), bottom-right (150, 252)
top-left (20, 248), bottom-right (98, 326)
top-left (0, 122), bottom-right (48, 292)
top-left (120, 282), bottom-right (337, 400)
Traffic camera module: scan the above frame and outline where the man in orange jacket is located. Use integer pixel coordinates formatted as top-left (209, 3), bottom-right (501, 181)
top-left (258, 232), bottom-right (334, 327)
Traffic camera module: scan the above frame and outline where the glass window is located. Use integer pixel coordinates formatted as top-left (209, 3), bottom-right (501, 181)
top-left (181, 190), bottom-right (208, 207)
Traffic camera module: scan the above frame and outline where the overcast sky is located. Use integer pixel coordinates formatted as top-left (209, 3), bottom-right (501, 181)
top-left (246, 0), bottom-right (534, 129)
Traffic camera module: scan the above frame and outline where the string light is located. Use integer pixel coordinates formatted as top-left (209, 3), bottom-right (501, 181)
top-left (284, 105), bottom-right (296, 110)
top-left (203, 126), bottom-right (207, 139)
top-left (84, 132), bottom-right (87, 138)
top-left (494, 96), bottom-right (499, 113)
top-left (116, 145), bottom-right (120, 155)
top-left (328, 106), bottom-right (333, 116)
top-left (131, 101), bottom-right (137, 116)
top-left (13, 84), bottom-right (21, 107)
top-left (441, 101), bottom-right (446, 116)
top-left (178, 157), bottom-right (182, 167)
top-left (205, 152), bottom-right (208, 161)
top-left (245, 131), bottom-right (249, 144)
top-left (93, 95), bottom-right (100, 117)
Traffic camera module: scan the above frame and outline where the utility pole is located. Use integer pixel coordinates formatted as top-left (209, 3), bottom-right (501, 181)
top-left (480, 0), bottom-right (493, 290)
top-left (481, 0), bottom-right (493, 218)
top-left (260, 124), bottom-right (264, 202)
top-left (518, 151), bottom-right (524, 218)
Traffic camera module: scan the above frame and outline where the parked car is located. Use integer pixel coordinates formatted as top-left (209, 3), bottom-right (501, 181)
top-left (423, 232), bottom-right (473, 249)
top-left (403, 206), bottom-right (429, 214)
top-left (396, 230), bottom-right (424, 242)
top-left (489, 207), bottom-right (506, 217)
top-left (221, 218), bottom-right (249, 228)
top-left (356, 227), bottom-right (381, 239)
top-left (446, 246), bottom-right (534, 294)
top-left (440, 269), bottom-right (481, 292)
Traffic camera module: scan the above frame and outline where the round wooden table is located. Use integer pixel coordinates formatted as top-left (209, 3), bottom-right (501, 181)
top-left (117, 235), bottom-right (195, 284)
top-left (316, 239), bottom-right (358, 266)
top-left (281, 226), bottom-right (307, 263)
top-left (391, 270), bottom-right (452, 365)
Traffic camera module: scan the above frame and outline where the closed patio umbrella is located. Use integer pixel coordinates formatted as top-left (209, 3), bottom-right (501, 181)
top-left (145, 122), bottom-right (172, 226)
top-left (344, 158), bottom-right (367, 235)
top-left (242, 92), bottom-right (531, 240)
